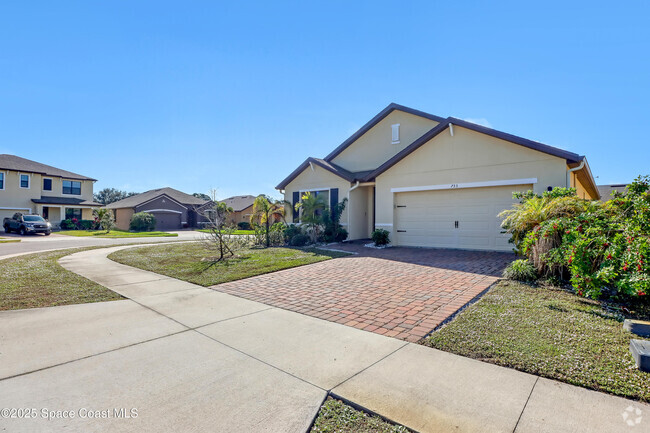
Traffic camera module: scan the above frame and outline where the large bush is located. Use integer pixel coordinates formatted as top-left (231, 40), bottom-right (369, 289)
top-left (501, 177), bottom-right (650, 299)
top-left (129, 212), bottom-right (156, 231)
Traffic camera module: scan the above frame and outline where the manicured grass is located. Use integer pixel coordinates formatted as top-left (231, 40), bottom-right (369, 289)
top-left (310, 397), bottom-right (408, 433)
top-left (0, 239), bottom-right (20, 243)
top-left (108, 242), bottom-right (349, 286)
top-left (423, 280), bottom-right (650, 402)
top-left (0, 248), bottom-right (124, 310)
top-left (58, 229), bottom-right (178, 238)
top-left (196, 229), bottom-right (255, 235)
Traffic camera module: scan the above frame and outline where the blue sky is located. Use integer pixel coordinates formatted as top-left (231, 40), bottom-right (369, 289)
top-left (1, 1), bottom-right (648, 200)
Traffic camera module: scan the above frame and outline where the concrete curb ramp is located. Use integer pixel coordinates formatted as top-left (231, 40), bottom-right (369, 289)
top-left (0, 245), bottom-right (647, 432)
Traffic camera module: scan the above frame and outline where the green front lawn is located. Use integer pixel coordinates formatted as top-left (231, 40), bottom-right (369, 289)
top-left (0, 239), bottom-right (20, 243)
top-left (0, 248), bottom-right (123, 310)
top-left (311, 397), bottom-right (408, 433)
top-left (58, 230), bottom-right (178, 238)
top-left (195, 229), bottom-right (255, 235)
top-left (423, 280), bottom-right (650, 402)
top-left (108, 242), bottom-right (348, 286)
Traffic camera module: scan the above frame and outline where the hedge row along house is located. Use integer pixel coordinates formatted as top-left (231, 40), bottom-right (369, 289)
top-left (276, 103), bottom-right (600, 251)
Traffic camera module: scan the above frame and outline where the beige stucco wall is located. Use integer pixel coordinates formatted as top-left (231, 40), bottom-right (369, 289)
top-left (282, 164), bottom-right (351, 226)
top-left (0, 170), bottom-right (95, 225)
top-left (374, 125), bottom-right (570, 243)
top-left (330, 110), bottom-right (439, 172)
top-left (114, 208), bottom-right (135, 231)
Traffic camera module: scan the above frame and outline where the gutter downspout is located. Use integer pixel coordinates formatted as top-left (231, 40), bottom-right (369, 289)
top-left (566, 159), bottom-right (586, 189)
top-left (347, 181), bottom-right (360, 240)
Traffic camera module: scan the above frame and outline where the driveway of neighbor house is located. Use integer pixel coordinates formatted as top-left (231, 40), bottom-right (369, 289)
top-left (212, 244), bottom-right (514, 342)
top-left (2, 245), bottom-right (646, 433)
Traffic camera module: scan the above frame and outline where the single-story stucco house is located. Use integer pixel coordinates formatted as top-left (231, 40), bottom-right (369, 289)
top-left (219, 195), bottom-right (256, 225)
top-left (276, 103), bottom-right (599, 252)
top-left (106, 187), bottom-right (207, 231)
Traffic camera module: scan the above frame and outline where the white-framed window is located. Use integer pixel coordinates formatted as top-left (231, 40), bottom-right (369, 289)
top-left (0, 172), bottom-right (4, 190)
top-left (20, 174), bottom-right (30, 189)
top-left (62, 180), bottom-right (81, 195)
top-left (391, 124), bottom-right (400, 144)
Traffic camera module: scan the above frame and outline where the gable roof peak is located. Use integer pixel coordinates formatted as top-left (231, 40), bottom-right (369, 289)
top-left (323, 103), bottom-right (445, 162)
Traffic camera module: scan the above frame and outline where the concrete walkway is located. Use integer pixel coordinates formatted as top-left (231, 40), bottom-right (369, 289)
top-left (0, 246), bottom-right (647, 432)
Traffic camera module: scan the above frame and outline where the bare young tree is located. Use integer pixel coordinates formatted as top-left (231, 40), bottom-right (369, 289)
top-left (199, 190), bottom-right (247, 262)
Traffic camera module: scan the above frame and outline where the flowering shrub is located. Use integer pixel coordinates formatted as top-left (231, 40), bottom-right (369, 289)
top-left (503, 176), bottom-right (649, 299)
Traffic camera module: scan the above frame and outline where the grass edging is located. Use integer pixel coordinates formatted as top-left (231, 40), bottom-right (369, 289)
top-left (422, 280), bottom-right (650, 402)
top-left (310, 393), bottom-right (412, 433)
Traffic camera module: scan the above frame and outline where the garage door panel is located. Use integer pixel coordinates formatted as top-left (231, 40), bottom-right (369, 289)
top-left (395, 184), bottom-right (530, 251)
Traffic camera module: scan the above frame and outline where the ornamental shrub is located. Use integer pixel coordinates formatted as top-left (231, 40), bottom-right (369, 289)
top-left (503, 259), bottom-right (538, 282)
top-left (60, 219), bottom-right (77, 230)
top-left (371, 229), bottom-right (390, 246)
top-left (290, 233), bottom-right (310, 247)
top-left (502, 176), bottom-right (650, 299)
top-left (283, 224), bottom-right (302, 242)
top-left (237, 221), bottom-right (251, 230)
top-left (129, 212), bottom-right (156, 231)
top-left (79, 220), bottom-right (95, 230)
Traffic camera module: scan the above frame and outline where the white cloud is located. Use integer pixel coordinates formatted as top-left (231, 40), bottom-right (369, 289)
top-left (463, 118), bottom-right (493, 128)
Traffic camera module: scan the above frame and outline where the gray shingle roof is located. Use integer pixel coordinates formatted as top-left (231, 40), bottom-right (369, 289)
top-left (597, 184), bottom-right (628, 202)
top-left (32, 196), bottom-right (102, 206)
top-left (106, 187), bottom-right (207, 209)
top-left (220, 195), bottom-right (256, 212)
top-left (0, 154), bottom-right (96, 181)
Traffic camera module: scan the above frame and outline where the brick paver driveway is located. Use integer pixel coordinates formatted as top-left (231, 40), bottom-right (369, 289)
top-left (211, 245), bottom-right (514, 342)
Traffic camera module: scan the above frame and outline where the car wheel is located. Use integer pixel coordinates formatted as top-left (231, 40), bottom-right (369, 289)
top-left (45, 231), bottom-right (51, 236)
top-left (3, 225), bottom-right (10, 234)
top-left (20, 227), bottom-right (27, 236)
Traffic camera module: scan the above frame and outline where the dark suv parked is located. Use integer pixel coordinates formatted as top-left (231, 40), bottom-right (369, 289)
top-left (3, 213), bottom-right (52, 235)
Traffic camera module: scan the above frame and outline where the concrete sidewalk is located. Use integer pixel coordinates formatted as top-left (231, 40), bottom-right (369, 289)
top-left (0, 245), bottom-right (647, 432)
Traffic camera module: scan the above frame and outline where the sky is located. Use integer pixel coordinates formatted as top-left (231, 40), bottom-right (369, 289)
top-left (1, 1), bottom-right (648, 200)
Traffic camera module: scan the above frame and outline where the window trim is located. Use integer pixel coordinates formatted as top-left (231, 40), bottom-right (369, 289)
top-left (62, 179), bottom-right (82, 196)
top-left (19, 173), bottom-right (30, 189)
top-left (64, 207), bottom-right (83, 220)
top-left (43, 177), bottom-right (53, 191)
top-left (0, 172), bottom-right (4, 190)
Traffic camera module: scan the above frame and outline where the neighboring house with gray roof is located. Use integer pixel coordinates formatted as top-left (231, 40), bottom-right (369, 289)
top-left (106, 187), bottom-right (207, 231)
top-left (219, 195), bottom-right (257, 225)
top-left (0, 154), bottom-right (101, 226)
top-left (597, 184), bottom-right (629, 201)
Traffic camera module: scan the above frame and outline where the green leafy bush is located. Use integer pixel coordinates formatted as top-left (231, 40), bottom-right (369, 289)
top-left (284, 224), bottom-right (301, 242)
top-left (59, 219), bottom-right (77, 230)
top-left (501, 176), bottom-right (650, 299)
top-left (79, 220), bottom-right (95, 230)
top-left (371, 229), bottom-right (390, 246)
top-left (237, 221), bottom-right (251, 230)
top-left (503, 259), bottom-right (538, 282)
top-left (290, 233), bottom-right (310, 247)
top-left (129, 212), bottom-right (156, 232)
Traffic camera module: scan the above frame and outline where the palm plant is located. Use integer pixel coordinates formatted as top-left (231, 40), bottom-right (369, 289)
top-left (92, 208), bottom-right (115, 233)
top-left (499, 194), bottom-right (586, 250)
top-left (250, 195), bottom-right (286, 247)
top-left (295, 192), bottom-right (328, 243)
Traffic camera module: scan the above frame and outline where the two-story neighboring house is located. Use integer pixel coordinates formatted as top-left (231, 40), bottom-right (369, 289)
top-left (276, 103), bottom-right (600, 252)
top-left (0, 154), bottom-right (101, 226)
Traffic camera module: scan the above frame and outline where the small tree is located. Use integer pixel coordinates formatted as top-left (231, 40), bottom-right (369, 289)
top-left (93, 208), bottom-right (115, 233)
top-left (250, 195), bottom-right (286, 247)
top-left (199, 198), bottom-right (245, 262)
top-left (94, 188), bottom-right (138, 205)
top-left (295, 192), bottom-right (328, 243)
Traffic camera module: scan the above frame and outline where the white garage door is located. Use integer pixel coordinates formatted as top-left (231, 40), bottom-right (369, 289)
top-left (394, 184), bottom-right (531, 251)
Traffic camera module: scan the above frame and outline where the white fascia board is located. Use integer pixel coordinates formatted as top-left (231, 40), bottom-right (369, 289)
top-left (390, 178), bottom-right (538, 193)
top-left (143, 209), bottom-right (183, 214)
